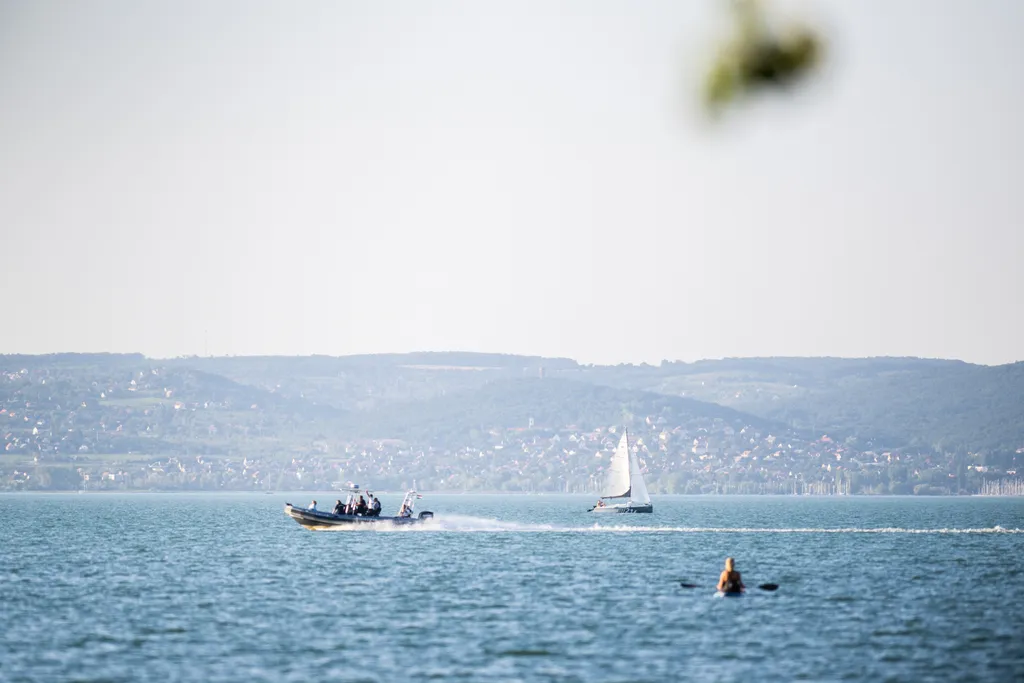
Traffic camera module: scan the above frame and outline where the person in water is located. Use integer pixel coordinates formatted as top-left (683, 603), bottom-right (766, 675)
top-left (717, 557), bottom-right (745, 594)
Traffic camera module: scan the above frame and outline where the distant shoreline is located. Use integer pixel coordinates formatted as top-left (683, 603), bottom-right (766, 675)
top-left (1, 490), bottom-right (1017, 498)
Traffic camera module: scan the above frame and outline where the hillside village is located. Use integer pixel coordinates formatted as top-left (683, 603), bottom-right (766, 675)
top-left (2, 353), bottom-right (1022, 494)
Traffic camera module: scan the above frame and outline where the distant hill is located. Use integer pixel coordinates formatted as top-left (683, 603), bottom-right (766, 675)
top-left (0, 353), bottom-right (147, 366)
top-left (568, 357), bottom-right (1024, 452)
top-left (342, 377), bottom-right (772, 443)
top-left (0, 353), bottom-right (339, 459)
top-left (4, 352), bottom-right (1023, 493)
top-left (5, 352), bottom-right (1021, 454)
top-left (166, 353), bottom-right (1024, 453)
top-left (174, 352), bottom-right (574, 411)
top-left (0, 353), bottom-right (331, 416)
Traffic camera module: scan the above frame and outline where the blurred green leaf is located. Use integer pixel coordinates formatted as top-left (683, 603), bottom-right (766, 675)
top-left (702, 0), bottom-right (825, 116)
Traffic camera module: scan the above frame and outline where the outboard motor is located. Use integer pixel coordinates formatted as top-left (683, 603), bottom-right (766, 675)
top-left (418, 511), bottom-right (434, 520)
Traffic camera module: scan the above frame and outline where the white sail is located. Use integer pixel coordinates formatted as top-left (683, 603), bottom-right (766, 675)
top-left (628, 443), bottom-right (651, 505)
top-left (601, 431), bottom-right (632, 498)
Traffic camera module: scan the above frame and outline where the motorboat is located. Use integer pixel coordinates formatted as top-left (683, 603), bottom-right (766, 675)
top-left (284, 487), bottom-right (434, 529)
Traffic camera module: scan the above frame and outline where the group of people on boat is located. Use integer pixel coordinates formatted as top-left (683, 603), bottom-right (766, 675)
top-left (308, 496), bottom-right (383, 517)
top-left (333, 495), bottom-right (382, 517)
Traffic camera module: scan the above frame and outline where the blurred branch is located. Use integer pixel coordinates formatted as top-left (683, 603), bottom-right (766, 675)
top-left (702, 0), bottom-right (825, 118)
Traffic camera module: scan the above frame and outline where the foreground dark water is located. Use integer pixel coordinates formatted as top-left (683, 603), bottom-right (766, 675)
top-left (2, 494), bottom-right (1023, 682)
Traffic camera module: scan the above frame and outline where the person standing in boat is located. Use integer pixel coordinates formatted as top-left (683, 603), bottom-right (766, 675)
top-left (370, 496), bottom-right (382, 517)
top-left (717, 557), bottom-right (745, 594)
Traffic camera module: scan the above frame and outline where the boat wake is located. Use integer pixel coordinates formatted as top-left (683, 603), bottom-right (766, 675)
top-left (381, 514), bottom-right (560, 532)
top-left (558, 525), bottom-right (1024, 534)
top-left (311, 514), bottom-right (558, 532)
top-left (317, 517), bottom-right (1022, 534)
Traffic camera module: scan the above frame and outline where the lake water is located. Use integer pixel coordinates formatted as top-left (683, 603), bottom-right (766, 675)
top-left (2, 494), bottom-right (1023, 682)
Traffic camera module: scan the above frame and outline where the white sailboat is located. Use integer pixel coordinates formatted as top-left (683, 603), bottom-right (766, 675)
top-left (588, 429), bottom-right (653, 513)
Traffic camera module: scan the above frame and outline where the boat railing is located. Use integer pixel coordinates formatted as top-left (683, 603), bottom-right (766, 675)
top-left (397, 490), bottom-right (423, 516)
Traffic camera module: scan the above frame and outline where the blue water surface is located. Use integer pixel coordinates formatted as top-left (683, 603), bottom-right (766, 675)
top-left (2, 493), bottom-right (1023, 682)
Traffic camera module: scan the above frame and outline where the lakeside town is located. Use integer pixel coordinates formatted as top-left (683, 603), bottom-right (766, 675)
top-left (2, 355), bottom-right (1022, 495)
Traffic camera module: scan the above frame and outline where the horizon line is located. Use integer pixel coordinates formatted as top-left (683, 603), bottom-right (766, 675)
top-left (0, 350), bottom-right (1018, 368)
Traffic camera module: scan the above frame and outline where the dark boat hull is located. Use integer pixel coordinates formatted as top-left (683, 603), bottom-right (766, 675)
top-left (284, 504), bottom-right (434, 529)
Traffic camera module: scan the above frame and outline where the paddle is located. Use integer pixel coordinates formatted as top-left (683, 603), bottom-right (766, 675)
top-left (679, 582), bottom-right (779, 591)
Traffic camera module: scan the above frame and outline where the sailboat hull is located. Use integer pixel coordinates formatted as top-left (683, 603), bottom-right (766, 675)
top-left (588, 503), bottom-right (653, 513)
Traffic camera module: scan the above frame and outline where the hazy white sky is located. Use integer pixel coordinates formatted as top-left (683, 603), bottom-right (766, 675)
top-left (1, 0), bottom-right (1021, 365)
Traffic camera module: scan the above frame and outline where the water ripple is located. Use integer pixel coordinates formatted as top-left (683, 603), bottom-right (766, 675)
top-left (2, 493), bottom-right (1023, 682)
